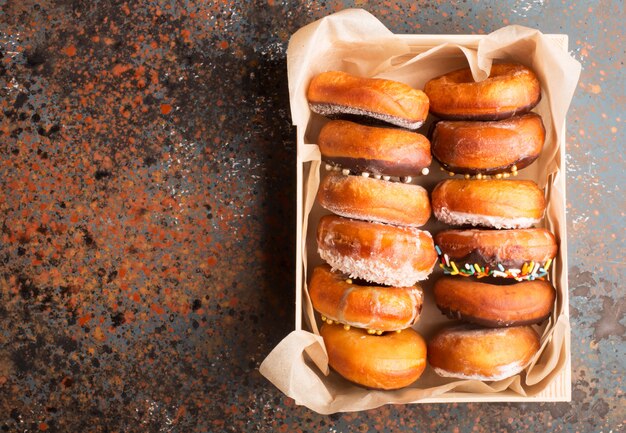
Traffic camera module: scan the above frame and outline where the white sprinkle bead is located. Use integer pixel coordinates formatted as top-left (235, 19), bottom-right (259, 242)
top-left (401, 176), bottom-right (412, 183)
top-left (342, 168), bottom-right (350, 176)
top-left (374, 175), bottom-right (382, 180)
top-left (325, 164), bottom-right (332, 171)
top-left (361, 172), bottom-right (370, 178)
top-left (382, 175), bottom-right (390, 181)
top-left (421, 167), bottom-right (429, 175)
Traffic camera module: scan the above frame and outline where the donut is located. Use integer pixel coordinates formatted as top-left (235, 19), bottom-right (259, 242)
top-left (433, 277), bottom-right (556, 327)
top-left (431, 179), bottom-right (546, 229)
top-left (431, 113), bottom-right (545, 176)
top-left (309, 265), bottom-right (424, 332)
top-left (318, 120), bottom-right (431, 178)
top-left (427, 325), bottom-right (540, 381)
top-left (320, 323), bottom-right (427, 389)
top-left (307, 71), bottom-right (429, 130)
top-left (317, 215), bottom-right (437, 287)
top-left (424, 63), bottom-right (541, 120)
top-left (317, 172), bottom-right (431, 227)
top-left (434, 228), bottom-right (558, 280)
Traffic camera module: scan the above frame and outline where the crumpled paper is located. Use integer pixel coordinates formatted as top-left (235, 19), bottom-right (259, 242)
top-left (260, 8), bottom-right (580, 414)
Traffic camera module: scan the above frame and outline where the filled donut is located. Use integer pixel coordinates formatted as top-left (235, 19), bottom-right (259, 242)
top-left (317, 172), bottom-right (431, 227)
top-left (431, 179), bottom-right (546, 229)
top-left (433, 277), bottom-right (556, 327)
top-left (320, 323), bottom-right (427, 389)
top-left (434, 228), bottom-right (558, 280)
top-left (307, 71), bottom-right (430, 130)
top-left (427, 325), bottom-right (540, 381)
top-left (318, 120), bottom-right (431, 178)
top-left (431, 113), bottom-right (545, 176)
top-left (309, 265), bottom-right (424, 333)
top-left (424, 63), bottom-right (541, 120)
top-left (317, 215), bottom-right (437, 287)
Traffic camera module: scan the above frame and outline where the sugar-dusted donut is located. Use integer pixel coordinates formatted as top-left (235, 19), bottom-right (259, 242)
top-left (424, 63), bottom-right (541, 120)
top-left (307, 71), bottom-right (429, 130)
top-left (431, 113), bottom-right (545, 176)
top-left (317, 215), bottom-right (437, 287)
top-left (317, 172), bottom-right (431, 227)
top-left (427, 325), bottom-right (540, 381)
top-left (320, 323), bottom-right (427, 389)
top-left (431, 179), bottom-right (546, 229)
top-left (309, 265), bottom-right (424, 332)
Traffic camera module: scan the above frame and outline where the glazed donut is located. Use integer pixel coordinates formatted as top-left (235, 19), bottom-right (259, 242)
top-left (431, 113), bottom-right (545, 176)
top-left (307, 71), bottom-right (429, 130)
top-left (320, 323), bottom-right (427, 389)
top-left (318, 120), bottom-right (431, 178)
top-left (427, 325), bottom-right (540, 381)
top-left (434, 228), bottom-right (558, 280)
top-left (317, 215), bottom-right (437, 287)
top-left (317, 172), bottom-right (431, 227)
top-left (309, 265), bottom-right (424, 332)
top-left (424, 63), bottom-right (541, 120)
top-left (431, 179), bottom-right (546, 229)
top-left (434, 277), bottom-right (556, 327)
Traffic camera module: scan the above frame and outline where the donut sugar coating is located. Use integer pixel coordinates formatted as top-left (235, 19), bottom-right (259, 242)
top-left (433, 277), bottom-right (556, 327)
top-left (317, 172), bottom-right (431, 227)
top-left (320, 322), bottom-right (427, 389)
top-left (434, 228), bottom-right (558, 280)
top-left (317, 215), bottom-right (437, 287)
top-left (431, 179), bottom-right (546, 229)
top-left (309, 265), bottom-right (424, 332)
top-left (427, 325), bottom-right (540, 381)
top-left (307, 71), bottom-right (430, 130)
top-left (318, 120), bottom-right (431, 177)
top-left (431, 113), bottom-right (545, 175)
top-left (424, 63), bottom-right (541, 120)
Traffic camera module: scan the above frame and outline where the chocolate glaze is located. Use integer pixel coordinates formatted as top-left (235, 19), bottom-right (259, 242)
top-left (438, 306), bottom-right (551, 328)
top-left (433, 154), bottom-right (540, 175)
top-left (309, 102), bottom-right (423, 131)
top-left (324, 156), bottom-right (429, 177)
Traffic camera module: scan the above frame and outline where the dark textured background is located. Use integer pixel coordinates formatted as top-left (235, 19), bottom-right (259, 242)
top-left (0, 1), bottom-right (623, 432)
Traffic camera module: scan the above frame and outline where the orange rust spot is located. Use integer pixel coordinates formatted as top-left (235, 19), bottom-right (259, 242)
top-left (132, 293), bottom-right (141, 302)
top-left (39, 423), bottom-right (48, 431)
top-left (112, 63), bottom-right (131, 77)
top-left (207, 256), bottom-right (218, 266)
top-left (121, 2), bottom-right (130, 15)
top-left (181, 29), bottom-right (191, 43)
top-left (218, 40), bottom-right (229, 49)
top-left (64, 45), bottom-right (76, 56)
top-left (78, 314), bottom-right (92, 326)
top-left (151, 303), bottom-right (165, 315)
top-left (160, 103), bottom-right (172, 115)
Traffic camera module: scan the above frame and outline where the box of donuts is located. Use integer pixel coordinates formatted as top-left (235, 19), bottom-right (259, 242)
top-left (260, 9), bottom-right (581, 413)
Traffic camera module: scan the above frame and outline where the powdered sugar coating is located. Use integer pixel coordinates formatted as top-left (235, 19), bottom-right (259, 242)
top-left (318, 246), bottom-right (433, 287)
top-left (434, 206), bottom-right (539, 229)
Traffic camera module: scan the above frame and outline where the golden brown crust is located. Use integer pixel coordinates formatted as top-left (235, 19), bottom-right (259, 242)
top-left (317, 172), bottom-right (431, 227)
top-left (427, 325), bottom-right (540, 381)
top-left (434, 228), bottom-right (558, 268)
top-left (318, 120), bottom-right (431, 176)
top-left (431, 179), bottom-right (546, 229)
top-left (424, 63), bottom-right (541, 120)
top-left (320, 323), bottom-right (427, 389)
top-left (317, 215), bottom-right (437, 286)
top-left (434, 277), bottom-right (555, 327)
top-left (307, 71), bottom-right (429, 129)
top-left (309, 265), bottom-right (424, 331)
top-left (431, 113), bottom-right (545, 174)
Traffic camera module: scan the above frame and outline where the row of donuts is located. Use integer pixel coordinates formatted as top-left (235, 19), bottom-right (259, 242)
top-left (306, 65), bottom-right (558, 389)
top-left (425, 70), bottom-right (557, 380)
top-left (308, 71), bottom-right (436, 389)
